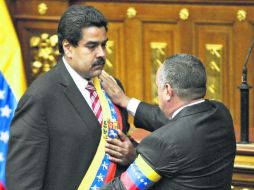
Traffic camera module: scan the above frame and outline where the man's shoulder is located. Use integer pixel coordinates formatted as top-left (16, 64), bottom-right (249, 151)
top-left (23, 63), bottom-right (63, 101)
top-left (207, 99), bottom-right (229, 110)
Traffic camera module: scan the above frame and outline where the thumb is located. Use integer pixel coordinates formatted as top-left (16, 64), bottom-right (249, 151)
top-left (117, 129), bottom-right (128, 142)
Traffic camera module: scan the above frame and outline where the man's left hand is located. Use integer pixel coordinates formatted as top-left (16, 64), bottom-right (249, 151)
top-left (105, 130), bottom-right (137, 166)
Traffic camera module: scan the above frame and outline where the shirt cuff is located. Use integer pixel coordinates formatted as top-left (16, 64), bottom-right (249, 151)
top-left (127, 98), bottom-right (141, 116)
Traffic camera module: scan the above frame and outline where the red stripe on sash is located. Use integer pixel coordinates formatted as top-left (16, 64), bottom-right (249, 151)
top-left (104, 162), bottom-right (116, 183)
top-left (104, 104), bottom-right (123, 182)
top-left (121, 171), bottom-right (140, 190)
top-left (113, 104), bottom-right (123, 130)
top-left (0, 182), bottom-right (5, 190)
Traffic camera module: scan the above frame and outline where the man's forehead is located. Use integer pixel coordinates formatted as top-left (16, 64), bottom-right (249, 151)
top-left (80, 27), bottom-right (107, 42)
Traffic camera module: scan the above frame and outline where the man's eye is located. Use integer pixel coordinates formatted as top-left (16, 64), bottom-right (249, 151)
top-left (102, 43), bottom-right (107, 49)
top-left (86, 45), bottom-right (97, 49)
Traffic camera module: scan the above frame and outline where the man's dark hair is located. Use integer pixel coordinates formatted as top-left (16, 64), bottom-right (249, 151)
top-left (57, 5), bottom-right (108, 54)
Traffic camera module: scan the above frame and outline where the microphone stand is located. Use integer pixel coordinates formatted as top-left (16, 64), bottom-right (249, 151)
top-left (238, 39), bottom-right (254, 144)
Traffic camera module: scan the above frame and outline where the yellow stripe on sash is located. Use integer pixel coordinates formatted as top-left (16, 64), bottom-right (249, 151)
top-left (135, 155), bottom-right (161, 182)
top-left (78, 77), bottom-right (112, 190)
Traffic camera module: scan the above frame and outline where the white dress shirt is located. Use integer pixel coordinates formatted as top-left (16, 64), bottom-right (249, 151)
top-left (62, 57), bottom-right (93, 109)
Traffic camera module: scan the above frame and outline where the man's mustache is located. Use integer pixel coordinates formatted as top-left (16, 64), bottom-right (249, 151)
top-left (93, 58), bottom-right (105, 67)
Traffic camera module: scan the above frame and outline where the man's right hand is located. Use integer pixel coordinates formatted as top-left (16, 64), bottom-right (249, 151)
top-left (99, 71), bottom-right (130, 108)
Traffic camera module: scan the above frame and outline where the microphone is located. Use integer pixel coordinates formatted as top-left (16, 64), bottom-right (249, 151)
top-left (239, 39), bottom-right (253, 144)
top-left (242, 39), bottom-right (254, 83)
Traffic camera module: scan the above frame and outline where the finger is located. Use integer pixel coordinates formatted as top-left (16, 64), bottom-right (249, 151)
top-left (102, 71), bottom-right (116, 85)
top-left (102, 70), bottom-right (111, 77)
top-left (109, 75), bottom-right (117, 84)
top-left (105, 147), bottom-right (124, 158)
top-left (100, 70), bottom-right (112, 83)
top-left (107, 155), bottom-right (126, 165)
top-left (100, 77), bottom-right (117, 95)
top-left (99, 71), bottom-right (111, 84)
top-left (106, 138), bottom-right (125, 148)
top-left (117, 130), bottom-right (128, 142)
top-left (100, 75), bottom-right (117, 92)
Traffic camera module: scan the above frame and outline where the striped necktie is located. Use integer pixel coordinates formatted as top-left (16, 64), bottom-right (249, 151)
top-left (86, 82), bottom-right (103, 125)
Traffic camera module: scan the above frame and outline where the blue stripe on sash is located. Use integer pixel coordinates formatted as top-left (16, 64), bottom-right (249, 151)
top-left (89, 91), bottom-right (119, 190)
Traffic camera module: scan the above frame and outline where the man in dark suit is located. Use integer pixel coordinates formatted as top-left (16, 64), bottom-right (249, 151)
top-left (100, 54), bottom-right (236, 190)
top-left (6, 5), bottom-right (136, 190)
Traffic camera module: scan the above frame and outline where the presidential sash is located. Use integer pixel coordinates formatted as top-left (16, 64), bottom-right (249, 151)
top-left (78, 77), bottom-right (123, 190)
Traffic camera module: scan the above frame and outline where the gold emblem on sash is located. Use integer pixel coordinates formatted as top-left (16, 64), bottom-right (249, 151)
top-left (102, 120), bottom-right (119, 138)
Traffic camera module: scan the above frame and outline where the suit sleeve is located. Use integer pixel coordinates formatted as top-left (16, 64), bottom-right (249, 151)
top-left (101, 132), bottom-right (180, 190)
top-left (134, 102), bottom-right (169, 131)
top-left (101, 130), bottom-right (181, 190)
top-left (6, 93), bottom-right (49, 190)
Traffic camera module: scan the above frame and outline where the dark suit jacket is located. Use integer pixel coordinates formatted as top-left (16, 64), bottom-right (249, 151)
top-left (6, 58), bottom-right (130, 190)
top-left (102, 100), bottom-right (236, 190)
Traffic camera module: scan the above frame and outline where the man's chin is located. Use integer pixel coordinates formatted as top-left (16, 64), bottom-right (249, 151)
top-left (91, 68), bottom-right (103, 78)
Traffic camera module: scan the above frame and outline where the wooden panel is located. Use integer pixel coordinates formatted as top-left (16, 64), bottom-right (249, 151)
top-left (124, 18), bottom-right (144, 100)
top-left (16, 20), bottom-right (58, 83)
top-left (106, 22), bottom-right (125, 84)
top-left (250, 23), bottom-right (254, 141)
top-left (233, 144), bottom-right (254, 189)
top-left (143, 23), bottom-right (180, 103)
top-left (74, 0), bottom-right (254, 5)
top-left (195, 24), bottom-right (234, 117)
top-left (10, 0), bottom-right (67, 19)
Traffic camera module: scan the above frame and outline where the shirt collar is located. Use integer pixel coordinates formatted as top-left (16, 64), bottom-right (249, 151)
top-left (171, 99), bottom-right (205, 119)
top-left (62, 57), bottom-right (90, 89)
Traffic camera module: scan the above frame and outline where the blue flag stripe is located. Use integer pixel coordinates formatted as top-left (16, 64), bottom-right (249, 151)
top-left (0, 72), bottom-right (17, 185)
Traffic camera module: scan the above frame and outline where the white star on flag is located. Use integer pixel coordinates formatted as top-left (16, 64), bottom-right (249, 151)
top-left (0, 90), bottom-right (5, 100)
top-left (0, 131), bottom-right (9, 144)
top-left (91, 185), bottom-right (99, 190)
top-left (0, 153), bottom-right (4, 162)
top-left (96, 173), bottom-right (104, 182)
top-left (102, 161), bottom-right (108, 170)
top-left (131, 164), bottom-right (135, 171)
top-left (0, 105), bottom-right (12, 118)
top-left (109, 130), bottom-right (117, 138)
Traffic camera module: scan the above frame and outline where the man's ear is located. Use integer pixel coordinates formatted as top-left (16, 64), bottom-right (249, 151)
top-left (164, 83), bottom-right (173, 101)
top-left (62, 40), bottom-right (72, 59)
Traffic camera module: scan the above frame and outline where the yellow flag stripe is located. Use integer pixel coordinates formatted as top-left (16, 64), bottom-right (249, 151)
top-left (78, 139), bottom-right (106, 189)
top-left (0, 1), bottom-right (26, 99)
top-left (94, 77), bottom-right (111, 120)
top-left (135, 155), bottom-right (161, 182)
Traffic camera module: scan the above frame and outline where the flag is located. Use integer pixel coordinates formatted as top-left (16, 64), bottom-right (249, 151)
top-left (0, 1), bottom-right (27, 189)
top-left (120, 155), bottom-right (161, 190)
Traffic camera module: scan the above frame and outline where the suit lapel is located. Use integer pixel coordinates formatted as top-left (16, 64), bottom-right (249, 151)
top-left (55, 58), bottom-right (101, 133)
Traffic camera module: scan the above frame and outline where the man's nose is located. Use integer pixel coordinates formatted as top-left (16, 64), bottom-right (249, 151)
top-left (96, 45), bottom-right (106, 57)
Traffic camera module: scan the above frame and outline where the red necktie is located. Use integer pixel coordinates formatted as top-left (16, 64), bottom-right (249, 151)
top-left (86, 82), bottom-right (103, 125)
